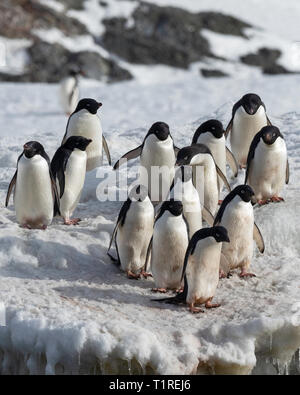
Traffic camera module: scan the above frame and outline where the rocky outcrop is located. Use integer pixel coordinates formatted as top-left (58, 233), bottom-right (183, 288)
top-left (240, 47), bottom-right (291, 75)
top-left (200, 68), bottom-right (228, 78)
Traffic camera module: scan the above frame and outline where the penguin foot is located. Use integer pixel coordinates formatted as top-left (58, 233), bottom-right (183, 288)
top-left (239, 164), bottom-right (247, 170)
top-left (218, 200), bottom-right (223, 205)
top-left (151, 288), bottom-right (167, 293)
top-left (240, 271), bottom-right (256, 278)
top-left (219, 270), bottom-right (227, 279)
top-left (205, 299), bottom-right (221, 309)
top-left (270, 196), bottom-right (284, 203)
top-left (140, 270), bottom-right (152, 279)
top-left (127, 270), bottom-right (140, 280)
top-left (189, 304), bottom-right (204, 314)
top-left (64, 218), bottom-right (81, 225)
top-left (21, 224), bottom-right (32, 229)
top-left (257, 199), bottom-right (269, 206)
top-left (41, 225), bottom-right (47, 230)
top-left (175, 287), bottom-right (184, 294)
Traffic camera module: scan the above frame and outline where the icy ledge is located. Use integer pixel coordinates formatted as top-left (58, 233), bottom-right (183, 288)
top-left (0, 309), bottom-right (299, 375)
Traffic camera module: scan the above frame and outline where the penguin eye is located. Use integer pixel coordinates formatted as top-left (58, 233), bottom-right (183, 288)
top-left (241, 190), bottom-right (245, 194)
top-left (215, 232), bottom-right (220, 237)
top-left (184, 156), bottom-right (188, 160)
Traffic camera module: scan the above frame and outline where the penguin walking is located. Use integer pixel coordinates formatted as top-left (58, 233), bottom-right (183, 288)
top-left (113, 122), bottom-right (179, 203)
top-left (192, 119), bottom-right (238, 198)
top-left (59, 69), bottom-right (81, 116)
top-left (168, 166), bottom-right (214, 238)
top-left (149, 200), bottom-right (189, 292)
top-left (245, 126), bottom-right (289, 205)
top-left (176, 144), bottom-right (231, 215)
top-left (225, 93), bottom-right (271, 168)
top-left (153, 226), bottom-right (230, 314)
top-left (214, 185), bottom-right (265, 277)
top-left (5, 141), bottom-right (60, 229)
top-left (51, 136), bottom-right (92, 225)
top-left (62, 98), bottom-right (111, 171)
top-left (107, 185), bottom-right (154, 279)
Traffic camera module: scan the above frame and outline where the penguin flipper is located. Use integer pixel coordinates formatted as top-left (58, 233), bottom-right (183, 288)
top-left (102, 135), bottom-right (112, 166)
top-left (50, 171), bottom-right (61, 216)
top-left (225, 147), bottom-right (238, 177)
top-left (225, 118), bottom-right (233, 138)
top-left (173, 145), bottom-right (180, 156)
top-left (202, 205), bottom-right (214, 226)
top-left (220, 253), bottom-right (231, 276)
top-left (113, 145), bottom-right (143, 170)
top-left (215, 165), bottom-right (231, 192)
top-left (286, 159), bottom-right (289, 184)
top-left (5, 170), bottom-right (17, 207)
top-left (152, 277), bottom-right (188, 305)
top-left (144, 237), bottom-right (153, 272)
top-left (267, 116), bottom-right (272, 126)
top-left (253, 222), bottom-right (265, 253)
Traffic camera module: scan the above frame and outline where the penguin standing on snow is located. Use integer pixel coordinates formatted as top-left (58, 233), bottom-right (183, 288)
top-left (107, 185), bottom-right (154, 279)
top-left (245, 126), bottom-right (289, 205)
top-left (176, 144), bottom-right (231, 215)
top-left (113, 122), bottom-right (179, 203)
top-left (59, 68), bottom-right (81, 116)
top-left (192, 119), bottom-right (238, 197)
top-left (168, 166), bottom-right (214, 238)
top-left (148, 199), bottom-right (189, 293)
top-left (214, 185), bottom-right (265, 278)
top-left (51, 136), bottom-right (92, 225)
top-left (5, 141), bottom-right (60, 229)
top-left (62, 98), bottom-right (111, 171)
top-left (225, 93), bottom-right (271, 168)
top-left (153, 226), bottom-right (230, 314)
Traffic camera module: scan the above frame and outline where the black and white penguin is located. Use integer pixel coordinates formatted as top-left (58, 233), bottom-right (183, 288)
top-left (59, 68), bottom-right (81, 116)
top-left (153, 226), bottom-right (230, 314)
top-left (245, 126), bottom-right (289, 205)
top-left (62, 98), bottom-right (111, 171)
top-left (5, 141), bottom-right (60, 229)
top-left (176, 144), bottom-right (231, 215)
top-left (167, 166), bottom-right (214, 238)
top-left (107, 185), bottom-right (154, 279)
top-left (149, 199), bottom-right (189, 292)
top-left (51, 136), bottom-right (92, 225)
top-left (225, 93), bottom-right (271, 168)
top-left (192, 119), bottom-right (238, 196)
top-left (113, 122), bottom-right (179, 203)
top-left (214, 185), bottom-right (265, 278)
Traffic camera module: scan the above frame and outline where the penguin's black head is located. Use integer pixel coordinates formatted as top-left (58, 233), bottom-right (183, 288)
top-left (23, 141), bottom-right (45, 159)
top-left (234, 184), bottom-right (255, 203)
top-left (195, 120), bottom-right (224, 139)
top-left (129, 185), bottom-right (149, 202)
top-left (241, 93), bottom-right (263, 115)
top-left (74, 98), bottom-right (102, 115)
top-left (261, 125), bottom-right (282, 145)
top-left (211, 226), bottom-right (230, 243)
top-left (64, 136), bottom-right (92, 151)
top-left (176, 144), bottom-right (211, 166)
top-left (161, 199), bottom-right (183, 216)
top-left (147, 122), bottom-right (170, 141)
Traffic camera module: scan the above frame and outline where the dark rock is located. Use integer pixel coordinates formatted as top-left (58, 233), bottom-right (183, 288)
top-left (101, 2), bottom-right (250, 68)
top-left (200, 68), bottom-right (228, 78)
top-left (263, 64), bottom-right (291, 75)
top-left (59, 0), bottom-right (85, 10)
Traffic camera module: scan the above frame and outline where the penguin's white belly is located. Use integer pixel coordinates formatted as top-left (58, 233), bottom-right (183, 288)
top-left (14, 156), bottom-right (54, 227)
top-left (140, 138), bottom-right (175, 202)
top-left (151, 216), bottom-right (188, 289)
top-left (182, 193), bottom-right (202, 238)
top-left (60, 77), bottom-right (78, 114)
top-left (116, 203), bottom-right (154, 273)
top-left (194, 165), bottom-right (218, 215)
top-left (220, 201), bottom-right (253, 269)
top-left (248, 141), bottom-right (287, 200)
top-left (65, 110), bottom-right (102, 171)
top-left (186, 244), bottom-right (221, 304)
top-left (231, 107), bottom-right (267, 166)
top-left (196, 134), bottom-right (226, 193)
top-left (59, 150), bottom-right (87, 218)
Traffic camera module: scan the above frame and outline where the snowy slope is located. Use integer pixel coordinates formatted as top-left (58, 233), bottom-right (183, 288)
top-left (0, 71), bottom-right (300, 374)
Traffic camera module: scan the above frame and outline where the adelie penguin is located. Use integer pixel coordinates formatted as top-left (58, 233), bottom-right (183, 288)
top-left (147, 199), bottom-right (189, 293)
top-left (214, 185), bottom-right (265, 278)
top-left (245, 125), bottom-right (289, 205)
top-left (192, 119), bottom-right (238, 198)
top-left (167, 166), bottom-right (214, 238)
top-left (107, 185), bottom-right (154, 279)
top-left (59, 68), bottom-right (82, 116)
top-left (176, 144), bottom-right (231, 215)
top-left (113, 122), bottom-right (179, 203)
top-left (62, 98), bottom-right (111, 171)
top-left (225, 93), bottom-right (271, 168)
top-left (5, 141), bottom-right (60, 229)
top-left (153, 226), bottom-right (230, 314)
top-left (51, 136), bottom-right (92, 225)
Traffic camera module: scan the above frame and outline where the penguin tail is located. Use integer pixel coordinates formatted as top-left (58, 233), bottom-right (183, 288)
top-left (107, 252), bottom-right (120, 266)
top-left (151, 291), bottom-right (186, 305)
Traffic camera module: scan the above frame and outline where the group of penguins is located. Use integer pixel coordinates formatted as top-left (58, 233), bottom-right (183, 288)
top-left (5, 77), bottom-right (289, 313)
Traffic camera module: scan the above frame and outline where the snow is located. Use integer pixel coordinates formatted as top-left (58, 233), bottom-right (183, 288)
top-left (0, 70), bottom-right (300, 374)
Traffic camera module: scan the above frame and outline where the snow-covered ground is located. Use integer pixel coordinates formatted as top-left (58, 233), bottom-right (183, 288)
top-left (0, 69), bottom-right (300, 374)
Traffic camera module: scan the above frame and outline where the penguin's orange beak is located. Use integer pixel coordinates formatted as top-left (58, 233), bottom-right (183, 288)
top-left (98, 102), bottom-right (102, 108)
top-left (23, 144), bottom-right (29, 150)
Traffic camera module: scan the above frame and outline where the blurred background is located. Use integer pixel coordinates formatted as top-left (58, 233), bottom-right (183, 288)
top-left (1, 0), bottom-right (300, 84)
